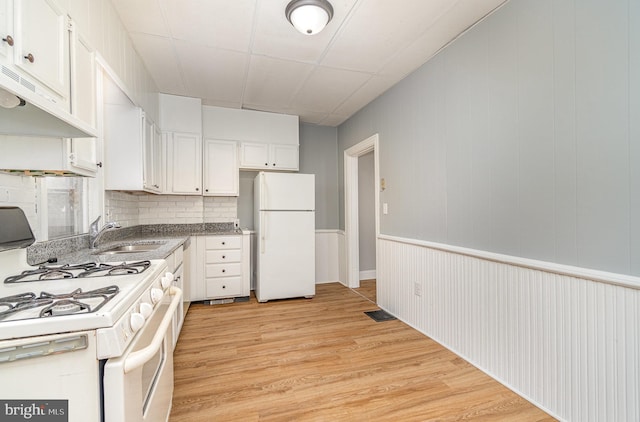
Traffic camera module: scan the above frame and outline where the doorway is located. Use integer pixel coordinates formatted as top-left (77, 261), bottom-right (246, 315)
top-left (344, 134), bottom-right (379, 292)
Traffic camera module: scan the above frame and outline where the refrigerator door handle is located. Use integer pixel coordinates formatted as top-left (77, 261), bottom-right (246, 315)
top-left (261, 212), bottom-right (266, 254)
top-left (261, 172), bottom-right (266, 210)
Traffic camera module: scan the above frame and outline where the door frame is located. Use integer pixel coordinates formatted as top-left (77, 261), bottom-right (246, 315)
top-left (344, 133), bottom-right (380, 289)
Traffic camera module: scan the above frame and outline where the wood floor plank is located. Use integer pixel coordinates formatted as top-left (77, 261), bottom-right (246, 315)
top-left (170, 282), bottom-right (555, 421)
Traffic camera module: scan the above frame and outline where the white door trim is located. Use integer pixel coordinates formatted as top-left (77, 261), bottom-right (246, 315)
top-left (344, 133), bottom-right (380, 289)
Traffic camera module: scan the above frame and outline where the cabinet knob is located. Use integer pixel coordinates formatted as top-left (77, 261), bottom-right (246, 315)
top-left (195, 187), bottom-right (199, 191)
top-left (222, 269), bottom-right (226, 273)
top-left (205, 189), bottom-right (209, 192)
top-left (222, 285), bottom-right (226, 289)
top-left (272, 163), bottom-right (276, 166)
top-left (23, 53), bottom-right (34, 63)
top-left (265, 163), bottom-right (268, 166)
top-left (222, 255), bottom-right (226, 259)
top-left (222, 242), bottom-right (226, 245)
top-left (2, 35), bottom-right (13, 46)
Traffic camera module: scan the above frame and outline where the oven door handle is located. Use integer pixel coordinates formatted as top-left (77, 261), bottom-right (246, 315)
top-left (123, 286), bottom-right (182, 374)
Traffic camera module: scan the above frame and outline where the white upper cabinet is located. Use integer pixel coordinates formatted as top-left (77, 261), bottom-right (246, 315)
top-left (166, 132), bottom-right (202, 195)
top-left (203, 105), bottom-right (300, 172)
top-left (203, 139), bottom-right (238, 196)
top-left (13, 0), bottom-right (69, 104)
top-left (69, 24), bottom-right (95, 129)
top-left (239, 142), bottom-right (298, 171)
top-left (0, 0), bottom-right (11, 63)
top-left (104, 104), bottom-right (145, 191)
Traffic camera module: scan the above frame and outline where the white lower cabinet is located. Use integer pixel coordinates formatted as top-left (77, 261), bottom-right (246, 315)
top-left (192, 234), bottom-right (250, 301)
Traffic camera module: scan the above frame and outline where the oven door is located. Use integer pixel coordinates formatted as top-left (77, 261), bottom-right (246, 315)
top-left (103, 287), bottom-right (182, 422)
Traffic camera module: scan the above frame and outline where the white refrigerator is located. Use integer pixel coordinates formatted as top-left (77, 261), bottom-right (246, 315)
top-left (254, 172), bottom-right (315, 302)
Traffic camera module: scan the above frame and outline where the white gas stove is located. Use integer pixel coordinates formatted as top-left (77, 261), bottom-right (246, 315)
top-left (0, 248), bottom-right (170, 357)
top-left (0, 207), bottom-right (180, 422)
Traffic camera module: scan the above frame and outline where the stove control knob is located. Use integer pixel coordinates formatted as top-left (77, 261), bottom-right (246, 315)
top-left (130, 312), bottom-right (145, 332)
top-left (161, 272), bottom-right (174, 289)
top-left (150, 288), bottom-right (164, 304)
top-left (140, 302), bottom-right (153, 318)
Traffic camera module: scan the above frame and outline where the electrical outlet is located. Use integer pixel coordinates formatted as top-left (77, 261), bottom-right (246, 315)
top-left (234, 219), bottom-right (240, 229)
top-left (414, 282), bottom-right (422, 297)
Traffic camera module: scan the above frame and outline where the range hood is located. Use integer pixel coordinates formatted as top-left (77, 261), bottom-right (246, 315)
top-left (0, 66), bottom-right (97, 138)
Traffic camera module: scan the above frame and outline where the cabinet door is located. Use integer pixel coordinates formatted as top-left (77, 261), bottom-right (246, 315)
top-left (239, 142), bottom-right (269, 170)
top-left (270, 144), bottom-right (299, 170)
top-left (142, 114), bottom-right (156, 191)
top-left (70, 26), bottom-right (95, 129)
top-left (203, 139), bottom-right (238, 196)
top-left (0, 0), bottom-right (12, 65)
top-left (168, 132), bottom-right (202, 195)
top-left (153, 124), bottom-right (164, 192)
top-left (68, 137), bottom-right (96, 174)
top-left (14, 0), bottom-right (69, 100)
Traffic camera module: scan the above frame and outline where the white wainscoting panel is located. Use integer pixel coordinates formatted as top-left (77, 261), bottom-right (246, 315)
top-left (315, 230), bottom-right (341, 284)
top-left (377, 235), bottom-right (640, 422)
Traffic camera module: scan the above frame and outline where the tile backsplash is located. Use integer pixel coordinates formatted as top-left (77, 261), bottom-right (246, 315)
top-left (105, 191), bottom-right (237, 227)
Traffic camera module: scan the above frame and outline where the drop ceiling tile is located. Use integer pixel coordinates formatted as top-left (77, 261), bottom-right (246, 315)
top-left (112, 0), bottom-right (169, 37)
top-left (295, 109), bottom-right (332, 125)
top-left (292, 66), bottom-right (371, 113)
top-left (243, 55), bottom-right (315, 109)
top-left (129, 33), bottom-right (185, 93)
top-left (250, 0), bottom-right (357, 63)
top-left (378, 0), bottom-right (507, 79)
top-left (321, 0), bottom-right (457, 72)
top-left (160, 0), bottom-right (255, 51)
top-left (175, 41), bottom-right (249, 104)
top-left (333, 73), bottom-right (398, 116)
top-left (320, 114), bottom-right (351, 126)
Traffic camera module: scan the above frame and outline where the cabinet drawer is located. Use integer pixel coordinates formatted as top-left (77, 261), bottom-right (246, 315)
top-left (205, 249), bottom-right (241, 263)
top-left (205, 262), bottom-right (241, 278)
top-left (205, 236), bottom-right (241, 250)
top-left (206, 277), bottom-right (243, 298)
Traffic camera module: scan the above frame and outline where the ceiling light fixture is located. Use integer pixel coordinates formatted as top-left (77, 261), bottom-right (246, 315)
top-left (285, 0), bottom-right (334, 35)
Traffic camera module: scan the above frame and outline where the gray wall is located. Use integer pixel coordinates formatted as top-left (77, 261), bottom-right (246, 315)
top-left (237, 123), bottom-right (339, 230)
top-left (358, 151), bottom-right (376, 273)
top-left (299, 123), bottom-right (339, 230)
top-left (338, 0), bottom-right (640, 276)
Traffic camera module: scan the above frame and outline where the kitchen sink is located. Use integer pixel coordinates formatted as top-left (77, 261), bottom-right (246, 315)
top-left (94, 243), bottom-right (163, 255)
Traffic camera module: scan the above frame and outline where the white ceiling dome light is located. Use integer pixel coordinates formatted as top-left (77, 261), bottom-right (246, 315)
top-left (285, 0), bottom-right (334, 35)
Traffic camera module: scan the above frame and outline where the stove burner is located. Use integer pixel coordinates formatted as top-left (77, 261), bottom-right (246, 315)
top-left (40, 270), bottom-right (74, 280)
top-left (0, 285), bottom-right (119, 320)
top-left (4, 261), bottom-right (151, 283)
top-left (43, 299), bottom-right (88, 316)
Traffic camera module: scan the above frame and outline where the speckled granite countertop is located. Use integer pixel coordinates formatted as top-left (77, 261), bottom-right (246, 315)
top-left (27, 223), bottom-right (244, 265)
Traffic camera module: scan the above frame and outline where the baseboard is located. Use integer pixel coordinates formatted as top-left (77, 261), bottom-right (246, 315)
top-left (359, 269), bottom-right (376, 280)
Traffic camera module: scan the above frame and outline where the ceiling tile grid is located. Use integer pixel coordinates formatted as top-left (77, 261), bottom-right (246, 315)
top-left (111, 0), bottom-right (509, 126)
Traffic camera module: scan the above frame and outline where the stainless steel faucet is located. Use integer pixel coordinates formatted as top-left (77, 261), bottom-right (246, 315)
top-left (89, 216), bottom-right (121, 249)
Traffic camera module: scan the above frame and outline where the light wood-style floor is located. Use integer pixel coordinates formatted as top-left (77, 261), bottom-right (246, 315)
top-left (354, 279), bottom-right (376, 303)
top-left (170, 282), bottom-right (554, 422)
